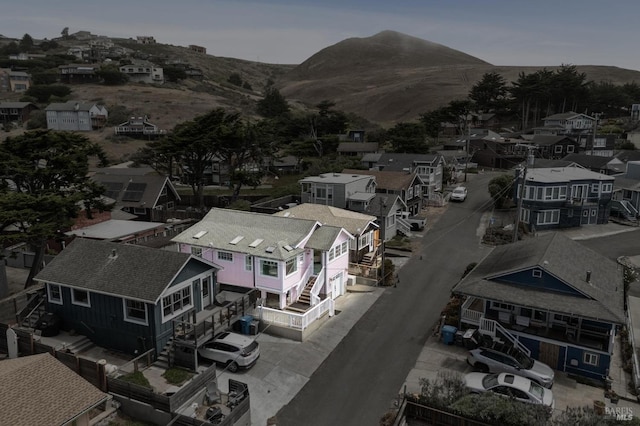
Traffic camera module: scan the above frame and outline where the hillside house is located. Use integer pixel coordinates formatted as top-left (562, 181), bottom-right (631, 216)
top-left (0, 68), bottom-right (31, 92)
top-left (59, 64), bottom-right (101, 84)
top-left (535, 112), bottom-right (595, 136)
top-left (299, 173), bottom-right (376, 209)
top-left (119, 61), bottom-right (164, 84)
top-left (0, 102), bottom-right (38, 124)
top-left (114, 115), bottom-right (166, 138)
top-left (45, 101), bottom-right (108, 131)
top-left (367, 153), bottom-right (445, 201)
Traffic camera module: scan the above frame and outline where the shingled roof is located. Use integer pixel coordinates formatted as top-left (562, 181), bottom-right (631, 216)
top-left (34, 239), bottom-right (216, 302)
top-left (342, 168), bottom-right (422, 191)
top-left (274, 203), bottom-right (377, 236)
top-left (453, 233), bottom-right (624, 323)
top-left (0, 353), bottom-right (110, 426)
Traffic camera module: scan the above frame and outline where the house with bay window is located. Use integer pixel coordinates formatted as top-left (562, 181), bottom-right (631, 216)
top-left (171, 208), bottom-right (353, 318)
top-left (515, 166), bottom-right (614, 230)
top-left (34, 238), bottom-right (221, 358)
top-left (454, 232), bottom-right (624, 381)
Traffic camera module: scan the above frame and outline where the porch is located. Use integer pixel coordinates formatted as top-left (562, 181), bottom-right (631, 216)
top-left (460, 297), bottom-right (612, 352)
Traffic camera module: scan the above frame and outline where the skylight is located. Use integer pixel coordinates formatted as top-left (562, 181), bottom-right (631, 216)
top-left (193, 230), bottom-right (208, 239)
top-left (283, 245), bottom-right (294, 252)
top-left (249, 238), bottom-right (264, 248)
top-left (229, 236), bottom-right (244, 245)
top-left (265, 246), bottom-right (275, 253)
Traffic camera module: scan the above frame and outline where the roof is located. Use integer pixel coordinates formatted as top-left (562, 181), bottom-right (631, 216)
top-left (342, 168), bottom-right (421, 191)
top-left (305, 225), bottom-right (345, 251)
top-left (34, 239), bottom-right (215, 302)
top-left (45, 101), bottom-right (101, 112)
top-left (91, 169), bottom-right (179, 207)
top-left (365, 194), bottom-right (405, 216)
top-left (336, 142), bottom-right (379, 152)
top-left (523, 167), bottom-right (614, 184)
top-left (452, 233), bottom-right (624, 323)
top-left (543, 111), bottom-right (594, 121)
top-left (0, 102), bottom-right (37, 109)
top-left (0, 353), bottom-right (110, 426)
top-left (361, 153), bottom-right (382, 163)
top-left (172, 208), bottom-right (319, 260)
top-left (374, 153), bottom-right (441, 171)
top-left (274, 203), bottom-right (377, 236)
top-left (529, 159), bottom-right (578, 169)
top-left (530, 135), bottom-right (575, 146)
top-left (561, 153), bottom-right (619, 170)
top-left (299, 173), bottom-right (375, 185)
top-left (65, 219), bottom-right (166, 240)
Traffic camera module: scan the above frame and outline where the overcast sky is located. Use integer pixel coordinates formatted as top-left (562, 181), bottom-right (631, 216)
top-left (3, 0), bottom-right (640, 70)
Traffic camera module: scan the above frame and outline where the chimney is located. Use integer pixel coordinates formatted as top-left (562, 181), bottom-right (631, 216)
top-left (586, 270), bottom-right (591, 282)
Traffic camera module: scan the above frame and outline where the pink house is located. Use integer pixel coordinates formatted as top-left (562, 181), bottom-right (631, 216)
top-left (171, 208), bottom-right (353, 312)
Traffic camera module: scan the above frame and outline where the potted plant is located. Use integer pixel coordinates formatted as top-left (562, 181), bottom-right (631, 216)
top-left (609, 391), bottom-right (620, 404)
top-left (594, 400), bottom-right (606, 415)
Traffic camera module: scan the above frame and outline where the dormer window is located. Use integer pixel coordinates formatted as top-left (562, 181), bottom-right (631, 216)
top-left (532, 269), bottom-right (542, 278)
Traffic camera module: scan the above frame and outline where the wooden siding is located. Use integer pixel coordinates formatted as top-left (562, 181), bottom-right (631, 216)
top-left (495, 269), bottom-right (585, 296)
top-left (46, 287), bottom-right (155, 356)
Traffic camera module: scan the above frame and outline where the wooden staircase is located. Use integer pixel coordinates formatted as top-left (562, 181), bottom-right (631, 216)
top-left (156, 338), bottom-right (174, 369)
top-left (361, 252), bottom-right (376, 267)
top-left (287, 276), bottom-right (316, 313)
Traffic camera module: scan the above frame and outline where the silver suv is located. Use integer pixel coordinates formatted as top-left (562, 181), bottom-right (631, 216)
top-left (467, 347), bottom-right (554, 388)
top-left (198, 332), bottom-right (260, 372)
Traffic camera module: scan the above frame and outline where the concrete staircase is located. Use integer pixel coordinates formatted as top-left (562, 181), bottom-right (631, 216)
top-left (63, 336), bottom-right (95, 354)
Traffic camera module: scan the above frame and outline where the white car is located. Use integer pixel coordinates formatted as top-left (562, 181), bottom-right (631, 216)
top-left (464, 372), bottom-right (555, 409)
top-left (467, 347), bottom-right (554, 388)
top-left (198, 332), bottom-right (260, 372)
top-left (451, 186), bottom-right (468, 202)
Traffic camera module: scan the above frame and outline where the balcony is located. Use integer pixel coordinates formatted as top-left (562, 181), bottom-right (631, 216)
top-left (461, 297), bottom-right (611, 352)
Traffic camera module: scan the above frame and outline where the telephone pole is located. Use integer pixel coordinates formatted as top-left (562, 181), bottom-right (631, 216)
top-left (513, 149), bottom-right (535, 243)
top-left (590, 112), bottom-right (601, 156)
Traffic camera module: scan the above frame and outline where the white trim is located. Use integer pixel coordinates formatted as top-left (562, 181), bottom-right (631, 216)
top-left (122, 298), bottom-right (149, 326)
top-left (47, 283), bottom-right (63, 305)
top-left (71, 288), bottom-right (91, 307)
top-left (583, 352), bottom-right (599, 366)
top-left (160, 281), bottom-right (194, 323)
top-left (532, 269), bottom-right (542, 278)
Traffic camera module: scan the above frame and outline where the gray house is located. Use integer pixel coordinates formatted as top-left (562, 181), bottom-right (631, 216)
top-left (34, 239), bottom-right (221, 358)
top-left (365, 153), bottom-right (445, 200)
top-left (299, 173), bottom-right (376, 209)
top-left (46, 101), bottom-right (108, 131)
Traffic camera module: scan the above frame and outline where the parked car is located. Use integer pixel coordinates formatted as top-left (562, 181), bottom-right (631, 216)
top-left (467, 347), bottom-right (554, 388)
top-left (198, 332), bottom-right (260, 372)
top-left (464, 372), bottom-right (555, 409)
top-left (450, 186), bottom-right (468, 202)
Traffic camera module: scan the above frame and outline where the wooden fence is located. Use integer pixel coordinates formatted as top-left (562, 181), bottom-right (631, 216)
top-left (0, 323), bottom-right (108, 391)
top-left (393, 397), bottom-right (491, 426)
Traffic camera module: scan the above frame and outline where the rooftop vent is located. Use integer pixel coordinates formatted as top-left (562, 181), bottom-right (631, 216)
top-left (586, 270), bottom-right (592, 283)
top-left (193, 230), bottom-right (208, 239)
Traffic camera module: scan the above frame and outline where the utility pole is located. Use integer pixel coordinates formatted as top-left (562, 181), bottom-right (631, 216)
top-left (464, 120), bottom-right (471, 182)
top-left (513, 149), bottom-right (535, 243)
top-left (590, 112), bottom-right (601, 156)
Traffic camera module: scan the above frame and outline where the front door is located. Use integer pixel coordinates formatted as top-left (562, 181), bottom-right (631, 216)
top-left (201, 276), bottom-right (211, 307)
top-left (538, 341), bottom-right (560, 370)
top-left (331, 272), bottom-right (343, 299)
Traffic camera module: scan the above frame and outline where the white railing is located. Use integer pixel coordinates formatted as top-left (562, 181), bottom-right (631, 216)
top-left (396, 217), bottom-right (412, 236)
top-left (462, 308), bottom-right (482, 325)
top-left (310, 268), bottom-right (325, 305)
top-left (480, 317), bottom-right (531, 356)
top-left (254, 297), bottom-right (333, 330)
top-left (296, 262), bottom-right (314, 301)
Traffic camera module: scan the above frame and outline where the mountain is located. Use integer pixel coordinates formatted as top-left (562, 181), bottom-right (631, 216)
top-left (277, 30), bottom-right (640, 125)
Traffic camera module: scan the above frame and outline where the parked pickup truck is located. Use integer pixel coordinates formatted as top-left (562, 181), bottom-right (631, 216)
top-left (399, 212), bottom-right (428, 231)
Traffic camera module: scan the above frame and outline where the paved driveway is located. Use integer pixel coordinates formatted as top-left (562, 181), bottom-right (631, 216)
top-left (403, 335), bottom-right (640, 419)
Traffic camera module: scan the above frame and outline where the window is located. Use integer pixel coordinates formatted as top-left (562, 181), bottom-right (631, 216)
top-left (167, 201), bottom-right (174, 210)
top-left (491, 302), bottom-right (513, 311)
top-left (123, 299), bottom-right (148, 325)
top-left (584, 352), bottom-right (599, 366)
top-left (520, 208), bottom-right (530, 223)
top-left (537, 210), bottom-right (560, 225)
top-left (554, 145), bottom-right (563, 154)
top-left (217, 251), bottom-right (233, 262)
top-left (48, 284), bottom-right (62, 304)
top-left (328, 248), bottom-right (335, 262)
top-left (191, 246), bottom-right (202, 257)
top-left (286, 258), bottom-right (297, 275)
top-left (567, 145), bottom-right (575, 153)
top-left (134, 207), bottom-right (146, 214)
top-left (261, 260), bottom-right (278, 277)
top-left (245, 255), bottom-right (253, 271)
top-left (572, 184), bottom-right (589, 200)
top-left (71, 289), bottom-right (90, 307)
top-left (532, 269), bottom-right (542, 278)
top-left (161, 285), bottom-right (193, 320)
top-left (602, 183), bottom-right (612, 193)
top-left (341, 241), bottom-right (348, 254)
top-left (161, 187), bottom-right (167, 196)
top-left (591, 183), bottom-right (599, 193)
top-left (359, 233), bottom-right (369, 248)
top-left (316, 188), bottom-right (327, 198)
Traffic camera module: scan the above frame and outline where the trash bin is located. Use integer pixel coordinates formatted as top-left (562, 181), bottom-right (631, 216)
top-left (239, 315), bottom-right (254, 335)
top-left (463, 328), bottom-right (479, 349)
top-left (441, 325), bottom-right (457, 345)
top-left (454, 329), bottom-right (465, 346)
top-left (249, 320), bottom-right (259, 336)
top-left (34, 313), bottom-right (61, 337)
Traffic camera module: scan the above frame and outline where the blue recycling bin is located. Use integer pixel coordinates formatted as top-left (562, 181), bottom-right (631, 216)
top-left (441, 325), bottom-right (457, 345)
top-left (240, 315), bottom-right (254, 335)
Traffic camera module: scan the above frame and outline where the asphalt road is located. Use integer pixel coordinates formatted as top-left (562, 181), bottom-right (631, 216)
top-left (578, 228), bottom-right (640, 261)
top-left (275, 173), bottom-right (498, 426)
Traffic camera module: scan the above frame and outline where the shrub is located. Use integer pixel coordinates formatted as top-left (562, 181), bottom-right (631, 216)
top-left (450, 392), bottom-right (549, 426)
top-left (161, 367), bottom-right (192, 385)
top-left (26, 110), bottom-right (47, 129)
top-left (119, 371), bottom-right (152, 388)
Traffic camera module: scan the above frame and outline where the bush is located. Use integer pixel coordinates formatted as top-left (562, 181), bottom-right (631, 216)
top-left (450, 392), bottom-right (549, 426)
top-left (161, 367), bottom-right (192, 385)
top-left (25, 84), bottom-right (71, 103)
top-left (119, 371), bottom-right (152, 389)
top-left (26, 110), bottom-right (47, 129)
